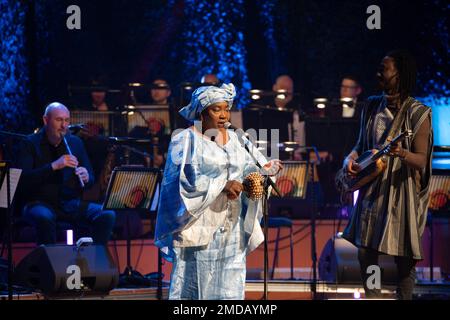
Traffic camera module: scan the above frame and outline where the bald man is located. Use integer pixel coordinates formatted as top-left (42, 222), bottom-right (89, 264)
top-left (272, 75), bottom-right (294, 109)
top-left (270, 75), bottom-right (305, 146)
top-left (17, 102), bottom-right (115, 246)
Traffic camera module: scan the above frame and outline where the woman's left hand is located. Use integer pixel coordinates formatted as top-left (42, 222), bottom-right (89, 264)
top-left (263, 159), bottom-right (283, 176)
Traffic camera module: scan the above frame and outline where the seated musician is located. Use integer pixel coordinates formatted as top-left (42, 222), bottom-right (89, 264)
top-left (326, 75), bottom-right (363, 119)
top-left (128, 117), bottom-right (170, 168)
top-left (91, 87), bottom-right (109, 111)
top-left (126, 78), bottom-right (172, 167)
top-left (270, 75), bottom-right (306, 160)
top-left (17, 102), bottom-right (116, 246)
top-left (339, 75), bottom-right (363, 119)
top-left (71, 78), bottom-right (110, 112)
top-left (87, 77), bottom-right (110, 111)
top-left (150, 79), bottom-right (171, 105)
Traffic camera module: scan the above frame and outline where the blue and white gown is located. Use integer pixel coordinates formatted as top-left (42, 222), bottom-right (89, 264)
top-left (155, 127), bottom-right (268, 300)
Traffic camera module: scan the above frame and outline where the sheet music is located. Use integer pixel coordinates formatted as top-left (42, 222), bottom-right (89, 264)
top-left (0, 168), bottom-right (22, 208)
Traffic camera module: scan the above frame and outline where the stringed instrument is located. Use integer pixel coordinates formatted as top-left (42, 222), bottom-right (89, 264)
top-left (336, 130), bottom-right (412, 194)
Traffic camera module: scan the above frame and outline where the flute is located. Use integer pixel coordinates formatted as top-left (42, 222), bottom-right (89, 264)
top-left (62, 134), bottom-right (85, 188)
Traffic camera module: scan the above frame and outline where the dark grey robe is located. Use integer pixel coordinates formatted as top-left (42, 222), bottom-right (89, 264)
top-left (343, 95), bottom-right (433, 260)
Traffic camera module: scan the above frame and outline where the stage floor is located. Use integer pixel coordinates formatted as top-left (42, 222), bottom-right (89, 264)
top-left (2, 280), bottom-right (449, 300)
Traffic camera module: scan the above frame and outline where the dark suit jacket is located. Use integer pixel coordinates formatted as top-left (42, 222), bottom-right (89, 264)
top-left (17, 129), bottom-right (94, 209)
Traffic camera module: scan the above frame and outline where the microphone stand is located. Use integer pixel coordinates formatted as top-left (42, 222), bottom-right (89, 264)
top-left (230, 127), bottom-right (281, 300)
top-left (286, 144), bottom-right (321, 299)
top-left (107, 137), bottom-right (160, 289)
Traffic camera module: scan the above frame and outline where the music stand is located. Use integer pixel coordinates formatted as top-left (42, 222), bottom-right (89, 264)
top-left (125, 105), bottom-right (171, 134)
top-left (427, 172), bottom-right (450, 282)
top-left (270, 161), bottom-right (309, 199)
top-left (0, 161), bottom-right (22, 300)
top-left (102, 166), bottom-right (163, 297)
top-left (71, 110), bottom-right (116, 136)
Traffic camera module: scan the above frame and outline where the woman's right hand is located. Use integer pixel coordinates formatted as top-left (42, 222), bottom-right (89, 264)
top-left (223, 180), bottom-right (243, 200)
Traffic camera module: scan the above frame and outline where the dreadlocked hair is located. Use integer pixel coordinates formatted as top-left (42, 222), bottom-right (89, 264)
top-left (386, 50), bottom-right (417, 101)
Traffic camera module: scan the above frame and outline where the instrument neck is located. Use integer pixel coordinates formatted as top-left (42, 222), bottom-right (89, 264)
top-left (365, 134), bottom-right (406, 166)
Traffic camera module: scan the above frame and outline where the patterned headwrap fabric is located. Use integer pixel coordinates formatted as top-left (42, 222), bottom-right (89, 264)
top-left (179, 83), bottom-right (236, 121)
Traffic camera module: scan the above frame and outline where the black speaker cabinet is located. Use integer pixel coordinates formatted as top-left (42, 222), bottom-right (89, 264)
top-left (14, 245), bottom-right (119, 295)
top-left (319, 236), bottom-right (398, 285)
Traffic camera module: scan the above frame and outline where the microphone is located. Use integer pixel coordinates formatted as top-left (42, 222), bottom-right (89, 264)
top-left (224, 122), bottom-right (237, 130)
top-left (224, 121), bottom-right (249, 139)
top-left (224, 122), bottom-right (251, 144)
top-left (68, 124), bottom-right (85, 133)
top-left (224, 121), bottom-right (262, 163)
top-left (224, 122), bottom-right (250, 138)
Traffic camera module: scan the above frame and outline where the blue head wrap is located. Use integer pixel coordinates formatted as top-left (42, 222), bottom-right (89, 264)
top-left (179, 83), bottom-right (236, 121)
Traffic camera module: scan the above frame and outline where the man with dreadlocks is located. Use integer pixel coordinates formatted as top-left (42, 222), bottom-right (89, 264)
top-left (341, 50), bottom-right (433, 299)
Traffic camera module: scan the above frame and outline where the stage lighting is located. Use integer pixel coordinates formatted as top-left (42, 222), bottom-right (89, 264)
top-left (128, 82), bottom-right (143, 87)
top-left (275, 89), bottom-right (287, 100)
top-left (314, 98), bottom-right (328, 109)
top-left (122, 105), bottom-right (136, 115)
top-left (340, 97), bottom-right (354, 109)
top-left (340, 97), bottom-right (357, 118)
top-left (181, 82), bottom-right (195, 91)
top-left (151, 83), bottom-right (170, 90)
top-left (249, 89), bottom-right (262, 100)
top-left (255, 140), bottom-right (268, 151)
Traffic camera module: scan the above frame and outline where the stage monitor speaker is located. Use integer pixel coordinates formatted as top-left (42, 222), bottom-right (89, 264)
top-left (14, 244), bottom-right (119, 295)
top-left (319, 236), bottom-right (398, 285)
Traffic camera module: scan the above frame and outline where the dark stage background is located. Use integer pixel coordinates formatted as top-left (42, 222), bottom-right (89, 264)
top-left (0, 0), bottom-right (448, 132)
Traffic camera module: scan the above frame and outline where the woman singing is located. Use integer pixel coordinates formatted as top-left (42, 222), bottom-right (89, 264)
top-left (155, 83), bottom-right (281, 299)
